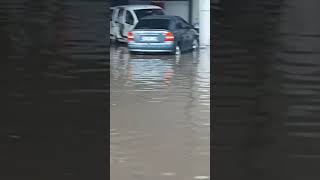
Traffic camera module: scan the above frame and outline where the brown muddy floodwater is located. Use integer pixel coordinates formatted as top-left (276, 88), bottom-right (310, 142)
top-left (110, 46), bottom-right (210, 180)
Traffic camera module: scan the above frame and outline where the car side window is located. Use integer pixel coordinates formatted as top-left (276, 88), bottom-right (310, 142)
top-left (178, 17), bottom-right (190, 29)
top-left (168, 20), bottom-right (175, 30)
top-left (117, 8), bottom-right (124, 23)
top-left (175, 19), bottom-right (183, 29)
top-left (125, 11), bottom-right (134, 25)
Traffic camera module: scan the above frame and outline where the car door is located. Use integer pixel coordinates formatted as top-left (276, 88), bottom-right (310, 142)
top-left (122, 10), bottom-right (136, 38)
top-left (111, 8), bottom-right (119, 38)
top-left (117, 8), bottom-right (126, 38)
top-left (110, 9), bottom-right (113, 35)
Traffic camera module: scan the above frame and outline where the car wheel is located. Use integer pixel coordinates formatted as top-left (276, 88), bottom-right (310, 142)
top-left (176, 45), bottom-right (182, 55)
top-left (172, 43), bottom-right (181, 55)
top-left (192, 38), bottom-right (200, 51)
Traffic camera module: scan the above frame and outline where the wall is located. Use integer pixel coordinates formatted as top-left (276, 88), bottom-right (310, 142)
top-left (111, 0), bottom-right (129, 6)
top-left (163, 1), bottom-right (190, 22)
top-left (192, 0), bottom-right (199, 25)
top-left (128, 0), bottom-right (151, 5)
top-left (122, 0), bottom-right (191, 23)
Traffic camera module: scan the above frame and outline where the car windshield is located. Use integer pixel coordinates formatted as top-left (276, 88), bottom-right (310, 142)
top-left (135, 19), bottom-right (170, 30)
top-left (134, 9), bottom-right (164, 20)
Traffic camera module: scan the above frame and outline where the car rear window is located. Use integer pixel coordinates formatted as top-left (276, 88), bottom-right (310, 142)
top-left (134, 9), bottom-right (164, 20)
top-left (135, 19), bottom-right (170, 30)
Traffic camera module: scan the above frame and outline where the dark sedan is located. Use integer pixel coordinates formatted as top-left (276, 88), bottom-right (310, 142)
top-left (127, 15), bottom-right (199, 55)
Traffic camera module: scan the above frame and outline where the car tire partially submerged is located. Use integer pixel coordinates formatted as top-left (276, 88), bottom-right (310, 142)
top-left (192, 39), bottom-right (200, 50)
top-left (174, 45), bottom-right (181, 55)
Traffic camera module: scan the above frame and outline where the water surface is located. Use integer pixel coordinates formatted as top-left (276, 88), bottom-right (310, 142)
top-left (111, 47), bottom-right (210, 180)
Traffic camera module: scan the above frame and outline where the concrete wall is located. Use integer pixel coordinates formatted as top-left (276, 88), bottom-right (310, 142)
top-left (191, 0), bottom-right (199, 25)
top-left (199, 0), bottom-right (210, 46)
top-left (163, 1), bottom-right (190, 22)
top-left (111, 0), bottom-right (129, 6)
top-left (128, 0), bottom-right (151, 4)
top-left (128, 0), bottom-right (190, 22)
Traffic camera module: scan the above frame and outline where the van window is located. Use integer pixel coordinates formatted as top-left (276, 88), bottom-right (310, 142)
top-left (177, 17), bottom-right (190, 28)
top-left (125, 11), bottom-right (134, 25)
top-left (134, 9), bottom-right (164, 20)
top-left (112, 9), bottom-right (119, 21)
top-left (135, 19), bottom-right (170, 30)
top-left (117, 8), bottom-right (125, 22)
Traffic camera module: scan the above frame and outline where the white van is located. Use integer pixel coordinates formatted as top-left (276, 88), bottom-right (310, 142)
top-left (110, 5), bottom-right (165, 43)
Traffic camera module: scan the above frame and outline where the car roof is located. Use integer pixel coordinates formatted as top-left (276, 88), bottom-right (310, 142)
top-left (140, 15), bottom-right (178, 20)
top-left (111, 5), bottom-right (162, 10)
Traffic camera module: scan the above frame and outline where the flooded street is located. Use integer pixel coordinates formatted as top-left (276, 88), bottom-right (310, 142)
top-left (110, 46), bottom-right (210, 179)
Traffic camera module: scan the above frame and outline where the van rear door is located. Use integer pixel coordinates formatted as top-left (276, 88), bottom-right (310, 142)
top-left (111, 8), bottom-right (120, 38)
top-left (121, 10), bottom-right (136, 38)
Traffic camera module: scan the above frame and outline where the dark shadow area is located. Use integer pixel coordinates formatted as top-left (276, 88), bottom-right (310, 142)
top-left (0, 0), bottom-right (109, 179)
top-left (213, 0), bottom-right (320, 179)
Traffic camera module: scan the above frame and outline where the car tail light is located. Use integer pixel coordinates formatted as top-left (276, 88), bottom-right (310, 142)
top-left (128, 32), bottom-right (134, 42)
top-left (165, 31), bottom-right (174, 42)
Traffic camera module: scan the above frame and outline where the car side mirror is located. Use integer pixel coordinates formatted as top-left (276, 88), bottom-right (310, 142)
top-left (176, 24), bottom-right (183, 29)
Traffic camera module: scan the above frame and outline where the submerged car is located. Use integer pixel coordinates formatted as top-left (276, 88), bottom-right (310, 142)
top-left (127, 15), bottom-right (199, 55)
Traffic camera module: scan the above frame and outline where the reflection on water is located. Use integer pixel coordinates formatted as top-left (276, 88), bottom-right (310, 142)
top-left (111, 46), bottom-right (210, 180)
top-left (128, 59), bottom-right (174, 85)
top-left (0, 0), bottom-right (108, 179)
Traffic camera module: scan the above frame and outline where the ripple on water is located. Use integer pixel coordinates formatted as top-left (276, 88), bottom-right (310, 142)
top-left (111, 46), bottom-right (210, 179)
